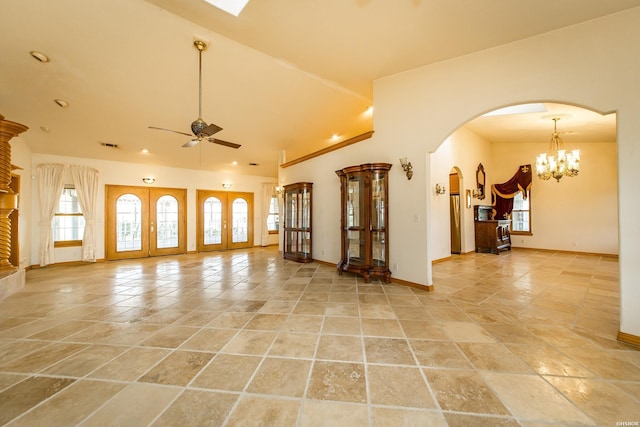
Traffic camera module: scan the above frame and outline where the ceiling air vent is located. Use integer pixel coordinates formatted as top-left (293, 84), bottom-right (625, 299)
top-left (99, 142), bottom-right (119, 149)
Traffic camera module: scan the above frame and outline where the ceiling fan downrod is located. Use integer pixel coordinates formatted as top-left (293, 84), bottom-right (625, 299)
top-left (191, 40), bottom-right (208, 136)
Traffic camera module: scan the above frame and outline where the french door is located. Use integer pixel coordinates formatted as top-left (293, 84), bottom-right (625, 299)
top-left (105, 185), bottom-right (187, 260)
top-left (196, 190), bottom-right (254, 252)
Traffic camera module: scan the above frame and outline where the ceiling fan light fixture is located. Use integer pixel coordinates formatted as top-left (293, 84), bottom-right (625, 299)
top-left (191, 118), bottom-right (208, 136)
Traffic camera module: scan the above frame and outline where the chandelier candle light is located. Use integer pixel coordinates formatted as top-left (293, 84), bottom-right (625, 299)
top-left (536, 117), bottom-right (580, 182)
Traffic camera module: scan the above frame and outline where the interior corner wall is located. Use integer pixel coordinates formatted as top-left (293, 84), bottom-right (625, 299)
top-left (372, 7), bottom-right (640, 336)
top-left (430, 128), bottom-right (493, 260)
top-left (29, 153), bottom-right (277, 266)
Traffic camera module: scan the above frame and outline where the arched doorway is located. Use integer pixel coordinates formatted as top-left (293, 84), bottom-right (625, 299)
top-left (449, 167), bottom-right (462, 254)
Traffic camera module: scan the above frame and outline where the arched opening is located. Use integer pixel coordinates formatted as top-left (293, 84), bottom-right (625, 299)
top-left (429, 101), bottom-right (619, 336)
top-left (449, 166), bottom-right (462, 255)
top-left (431, 102), bottom-right (617, 258)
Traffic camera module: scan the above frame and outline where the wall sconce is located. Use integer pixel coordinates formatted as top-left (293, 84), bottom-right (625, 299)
top-left (275, 186), bottom-right (283, 195)
top-left (434, 183), bottom-right (446, 195)
top-left (399, 158), bottom-right (413, 180)
top-left (222, 183), bottom-right (232, 189)
top-left (142, 177), bottom-right (155, 184)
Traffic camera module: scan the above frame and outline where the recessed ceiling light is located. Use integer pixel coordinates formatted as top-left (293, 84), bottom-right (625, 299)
top-left (30, 51), bottom-right (49, 63)
top-left (331, 134), bottom-right (340, 141)
top-left (40, 126), bottom-right (51, 133)
top-left (141, 148), bottom-right (149, 154)
top-left (232, 161), bottom-right (238, 166)
top-left (54, 99), bottom-right (69, 108)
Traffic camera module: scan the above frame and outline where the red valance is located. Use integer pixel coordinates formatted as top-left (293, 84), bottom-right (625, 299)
top-left (491, 164), bottom-right (532, 219)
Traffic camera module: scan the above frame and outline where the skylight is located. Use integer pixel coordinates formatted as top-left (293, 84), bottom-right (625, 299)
top-left (203, 0), bottom-right (250, 17)
top-left (483, 103), bottom-right (547, 117)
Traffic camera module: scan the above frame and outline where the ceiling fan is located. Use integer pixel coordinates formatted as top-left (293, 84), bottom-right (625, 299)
top-left (149, 40), bottom-right (241, 149)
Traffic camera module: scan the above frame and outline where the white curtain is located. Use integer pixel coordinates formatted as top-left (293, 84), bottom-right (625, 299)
top-left (261, 183), bottom-right (276, 246)
top-left (37, 164), bottom-right (67, 266)
top-left (71, 165), bottom-right (99, 262)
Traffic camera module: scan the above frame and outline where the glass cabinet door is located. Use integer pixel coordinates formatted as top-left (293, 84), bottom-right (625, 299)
top-left (371, 170), bottom-right (387, 268)
top-left (283, 182), bottom-right (313, 262)
top-left (347, 174), bottom-right (365, 266)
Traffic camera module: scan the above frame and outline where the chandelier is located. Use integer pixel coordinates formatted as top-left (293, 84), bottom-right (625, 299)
top-left (535, 117), bottom-right (580, 182)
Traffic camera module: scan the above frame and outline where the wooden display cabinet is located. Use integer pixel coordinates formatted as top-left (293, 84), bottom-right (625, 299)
top-left (283, 182), bottom-right (313, 262)
top-left (336, 163), bottom-right (391, 282)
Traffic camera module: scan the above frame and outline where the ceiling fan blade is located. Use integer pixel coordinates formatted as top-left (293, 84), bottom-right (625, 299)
top-left (208, 138), bottom-right (241, 149)
top-left (182, 139), bottom-right (200, 148)
top-left (148, 126), bottom-right (193, 137)
top-left (199, 123), bottom-right (223, 138)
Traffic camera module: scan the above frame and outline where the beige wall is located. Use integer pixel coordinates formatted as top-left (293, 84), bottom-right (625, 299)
top-left (491, 140), bottom-right (618, 254)
top-left (284, 7), bottom-right (640, 336)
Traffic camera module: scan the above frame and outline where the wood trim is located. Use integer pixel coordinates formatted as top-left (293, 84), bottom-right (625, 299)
top-left (30, 258), bottom-right (106, 269)
top-left (391, 277), bottom-right (435, 292)
top-left (315, 259), bottom-right (434, 292)
top-left (280, 131), bottom-right (374, 168)
top-left (54, 240), bottom-right (82, 248)
top-left (509, 246), bottom-right (619, 259)
top-left (617, 331), bottom-right (640, 347)
top-left (432, 256), bottom-right (452, 264)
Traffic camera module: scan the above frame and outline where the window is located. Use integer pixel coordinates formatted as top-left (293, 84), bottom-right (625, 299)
top-left (53, 186), bottom-right (85, 247)
top-left (511, 190), bottom-right (531, 234)
top-left (267, 195), bottom-right (279, 234)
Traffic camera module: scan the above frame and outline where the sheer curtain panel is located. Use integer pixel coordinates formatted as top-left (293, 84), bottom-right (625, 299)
top-left (71, 165), bottom-right (99, 262)
top-left (261, 183), bottom-right (276, 246)
top-left (37, 164), bottom-right (67, 266)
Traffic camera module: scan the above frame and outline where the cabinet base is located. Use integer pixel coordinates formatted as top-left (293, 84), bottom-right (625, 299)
top-left (337, 263), bottom-right (391, 283)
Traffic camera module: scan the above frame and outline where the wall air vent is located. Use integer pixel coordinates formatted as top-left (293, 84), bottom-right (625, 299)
top-left (100, 142), bottom-right (119, 148)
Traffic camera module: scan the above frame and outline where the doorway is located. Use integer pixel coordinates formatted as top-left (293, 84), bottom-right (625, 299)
top-left (105, 185), bottom-right (187, 260)
top-left (449, 170), bottom-right (462, 254)
top-left (196, 190), bottom-right (254, 252)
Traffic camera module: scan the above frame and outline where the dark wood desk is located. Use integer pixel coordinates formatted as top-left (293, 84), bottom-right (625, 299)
top-left (474, 220), bottom-right (511, 254)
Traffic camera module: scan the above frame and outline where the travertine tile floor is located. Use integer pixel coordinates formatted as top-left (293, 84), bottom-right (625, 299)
top-left (0, 247), bottom-right (639, 426)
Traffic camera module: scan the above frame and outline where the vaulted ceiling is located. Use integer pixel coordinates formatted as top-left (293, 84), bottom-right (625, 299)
top-left (1, 0), bottom-right (630, 177)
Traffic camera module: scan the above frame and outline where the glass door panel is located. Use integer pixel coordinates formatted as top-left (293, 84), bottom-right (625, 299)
top-left (228, 192), bottom-right (253, 249)
top-left (197, 190), bottom-right (227, 252)
top-left (203, 197), bottom-right (223, 245)
top-left (106, 185), bottom-right (149, 260)
top-left (116, 194), bottom-right (143, 252)
top-left (155, 195), bottom-right (178, 249)
top-left (231, 198), bottom-right (248, 244)
top-left (149, 187), bottom-right (187, 257)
